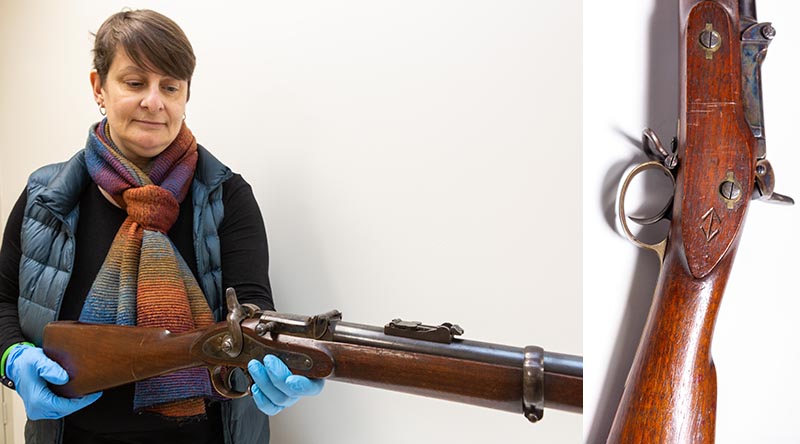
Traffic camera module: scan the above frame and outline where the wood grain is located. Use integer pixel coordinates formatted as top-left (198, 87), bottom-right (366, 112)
top-left (607, 1), bottom-right (756, 442)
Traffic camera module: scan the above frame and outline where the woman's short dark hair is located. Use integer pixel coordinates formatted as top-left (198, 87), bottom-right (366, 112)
top-left (93, 9), bottom-right (195, 95)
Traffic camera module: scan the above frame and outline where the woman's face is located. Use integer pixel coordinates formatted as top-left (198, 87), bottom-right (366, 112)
top-left (91, 48), bottom-right (188, 168)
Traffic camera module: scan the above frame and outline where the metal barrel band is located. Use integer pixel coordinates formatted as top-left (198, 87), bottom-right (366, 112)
top-left (522, 345), bottom-right (544, 422)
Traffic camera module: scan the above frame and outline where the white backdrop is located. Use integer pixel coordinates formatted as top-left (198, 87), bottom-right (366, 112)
top-left (0, 1), bottom-right (581, 443)
top-left (584, 1), bottom-right (800, 443)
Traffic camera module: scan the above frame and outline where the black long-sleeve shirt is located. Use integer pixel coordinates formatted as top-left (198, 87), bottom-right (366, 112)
top-left (0, 173), bottom-right (273, 442)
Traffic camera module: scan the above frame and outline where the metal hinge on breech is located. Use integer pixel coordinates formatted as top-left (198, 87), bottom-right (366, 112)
top-left (220, 287), bottom-right (261, 358)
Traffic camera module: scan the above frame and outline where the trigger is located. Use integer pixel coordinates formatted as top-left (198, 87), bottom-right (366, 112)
top-left (628, 197), bottom-right (674, 225)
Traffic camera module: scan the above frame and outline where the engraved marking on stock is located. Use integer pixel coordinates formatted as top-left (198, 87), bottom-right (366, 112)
top-left (680, 1), bottom-right (756, 279)
top-left (700, 208), bottom-right (721, 242)
top-left (699, 23), bottom-right (721, 59)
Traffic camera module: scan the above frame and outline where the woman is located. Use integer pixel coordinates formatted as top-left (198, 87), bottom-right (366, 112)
top-left (0, 9), bottom-right (321, 444)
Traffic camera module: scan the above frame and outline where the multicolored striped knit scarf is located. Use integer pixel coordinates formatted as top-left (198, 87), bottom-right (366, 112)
top-left (80, 119), bottom-right (215, 418)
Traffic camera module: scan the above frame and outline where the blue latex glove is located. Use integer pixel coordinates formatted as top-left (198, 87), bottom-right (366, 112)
top-left (248, 355), bottom-right (324, 415)
top-left (6, 345), bottom-right (102, 420)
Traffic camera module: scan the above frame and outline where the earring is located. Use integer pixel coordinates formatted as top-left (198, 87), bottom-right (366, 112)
top-left (99, 105), bottom-right (107, 116)
top-left (183, 113), bottom-right (187, 120)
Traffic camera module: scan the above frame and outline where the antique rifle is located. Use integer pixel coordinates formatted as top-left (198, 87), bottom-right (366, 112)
top-left (609, 0), bottom-right (791, 442)
top-left (42, 288), bottom-right (581, 422)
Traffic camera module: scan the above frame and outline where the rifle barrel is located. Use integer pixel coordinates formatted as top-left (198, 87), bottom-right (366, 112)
top-left (331, 321), bottom-right (582, 413)
top-left (333, 321), bottom-right (581, 376)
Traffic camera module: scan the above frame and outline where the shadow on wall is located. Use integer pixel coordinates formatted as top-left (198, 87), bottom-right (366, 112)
top-left (585, 0), bottom-right (679, 442)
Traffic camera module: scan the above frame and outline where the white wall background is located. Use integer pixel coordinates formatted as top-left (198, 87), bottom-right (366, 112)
top-left (0, 1), bottom-right (581, 443)
top-left (584, 1), bottom-right (800, 443)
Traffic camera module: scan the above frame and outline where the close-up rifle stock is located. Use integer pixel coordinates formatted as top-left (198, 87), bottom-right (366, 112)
top-left (609, 0), bottom-right (792, 442)
top-left (42, 289), bottom-right (582, 423)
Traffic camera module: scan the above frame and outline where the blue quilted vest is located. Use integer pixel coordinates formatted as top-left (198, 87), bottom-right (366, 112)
top-left (18, 146), bottom-right (270, 444)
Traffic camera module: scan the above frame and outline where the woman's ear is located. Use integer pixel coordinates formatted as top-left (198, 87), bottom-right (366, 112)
top-left (90, 70), bottom-right (104, 106)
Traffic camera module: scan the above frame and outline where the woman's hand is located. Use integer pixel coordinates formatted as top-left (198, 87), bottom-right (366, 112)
top-left (247, 355), bottom-right (325, 416)
top-left (5, 345), bottom-right (102, 420)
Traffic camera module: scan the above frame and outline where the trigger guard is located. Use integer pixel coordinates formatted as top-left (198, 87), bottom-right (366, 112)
top-left (617, 161), bottom-right (675, 261)
top-left (210, 365), bottom-right (250, 399)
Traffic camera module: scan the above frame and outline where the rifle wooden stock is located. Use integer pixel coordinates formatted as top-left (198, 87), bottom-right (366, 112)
top-left (606, 238), bottom-right (739, 442)
top-left (609, 1), bottom-right (756, 442)
top-left (43, 317), bottom-right (581, 418)
top-left (44, 323), bottom-right (207, 396)
top-left (42, 321), bottom-right (336, 398)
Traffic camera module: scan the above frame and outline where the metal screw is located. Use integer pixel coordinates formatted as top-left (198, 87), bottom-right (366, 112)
top-left (699, 29), bottom-right (721, 49)
top-left (221, 337), bottom-right (233, 353)
top-left (664, 154), bottom-right (678, 170)
top-left (761, 24), bottom-right (776, 40)
top-left (756, 164), bottom-right (766, 175)
top-left (720, 180), bottom-right (742, 200)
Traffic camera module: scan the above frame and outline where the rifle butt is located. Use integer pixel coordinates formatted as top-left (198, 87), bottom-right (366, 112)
top-left (607, 240), bottom-right (736, 443)
top-left (43, 322), bottom-right (206, 398)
